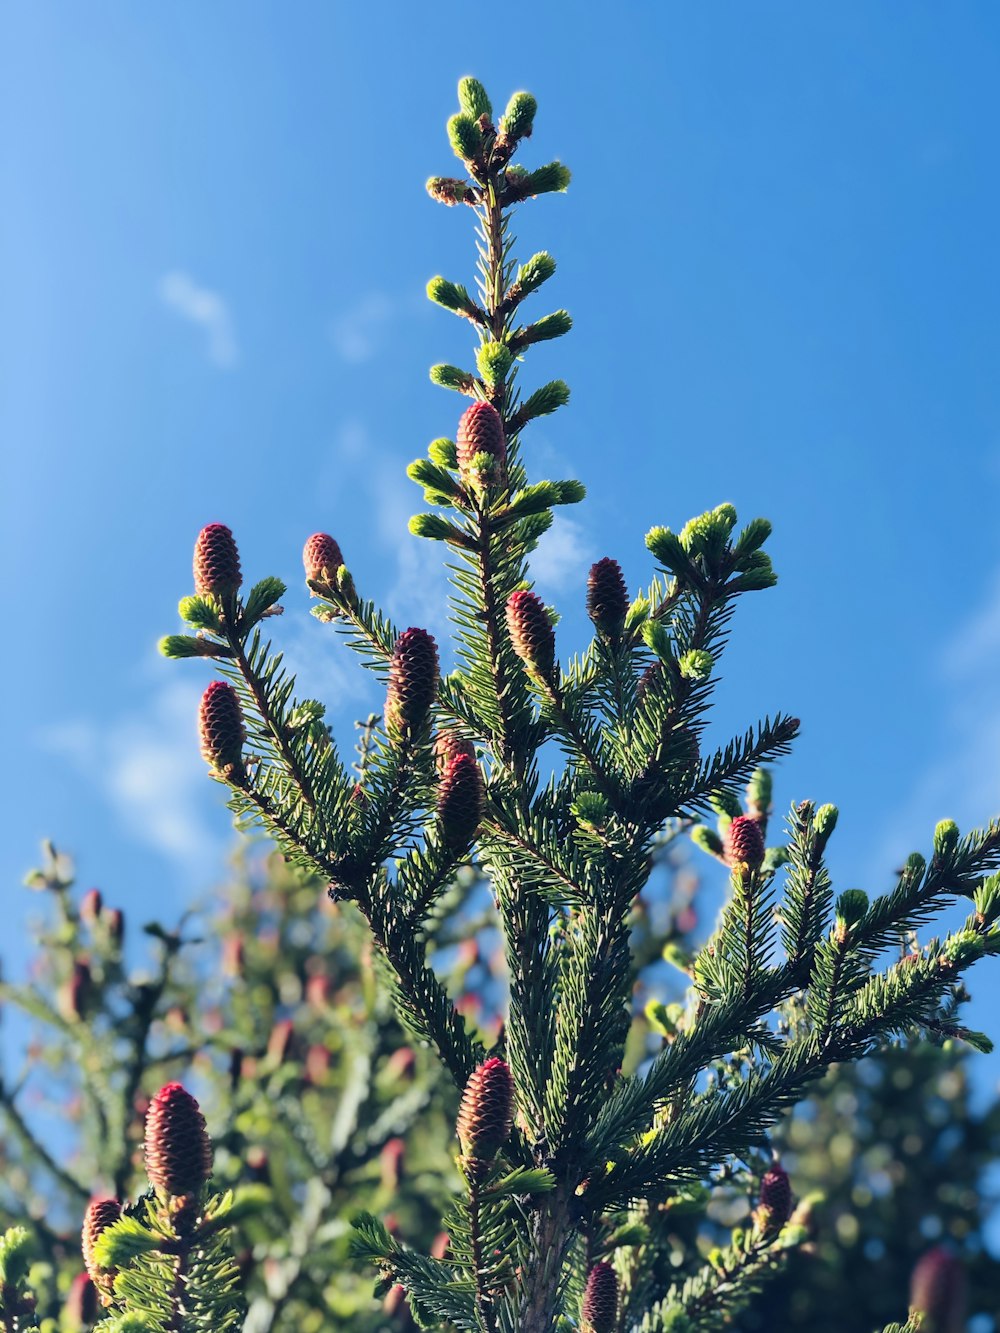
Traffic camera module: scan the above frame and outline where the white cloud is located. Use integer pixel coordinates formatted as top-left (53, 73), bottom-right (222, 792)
top-left (326, 422), bottom-right (452, 641)
top-left (159, 270), bottom-right (238, 368)
top-left (43, 679), bottom-right (228, 877)
top-left (873, 571), bottom-right (1000, 872)
top-left (329, 293), bottom-right (394, 364)
top-left (529, 513), bottom-right (595, 594)
top-left (276, 608), bottom-right (376, 715)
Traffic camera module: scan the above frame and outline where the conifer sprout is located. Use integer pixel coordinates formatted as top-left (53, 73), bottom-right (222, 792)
top-left (76, 1081), bottom-right (248, 1329)
top-left (153, 77), bottom-right (1000, 1332)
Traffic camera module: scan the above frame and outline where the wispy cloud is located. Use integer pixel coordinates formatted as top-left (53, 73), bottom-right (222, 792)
top-left (329, 421), bottom-right (451, 639)
top-left (873, 570), bottom-right (1000, 872)
top-left (530, 513), bottom-right (595, 594)
top-left (329, 293), bottom-right (394, 364)
top-left (159, 271), bottom-right (238, 368)
top-left (43, 678), bottom-right (228, 877)
top-left (276, 607), bottom-right (377, 716)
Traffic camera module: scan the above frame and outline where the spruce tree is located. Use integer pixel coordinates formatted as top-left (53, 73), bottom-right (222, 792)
top-left (7, 76), bottom-right (999, 1331)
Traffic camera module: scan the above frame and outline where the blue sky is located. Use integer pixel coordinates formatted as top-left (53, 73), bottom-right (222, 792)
top-left (4, 5), bottom-right (1000, 1077)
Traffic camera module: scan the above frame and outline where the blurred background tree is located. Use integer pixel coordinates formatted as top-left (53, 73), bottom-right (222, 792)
top-left (5, 820), bottom-right (999, 1330)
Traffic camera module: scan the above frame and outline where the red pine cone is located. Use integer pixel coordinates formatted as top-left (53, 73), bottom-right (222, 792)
top-left (759, 1162), bottom-right (793, 1229)
top-left (144, 1082), bottom-right (213, 1199)
top-left (60, 959), bottom-right (93, 1022)
top-left (506, 590), bottom-right (556, 680)
top-left (384, 628), bottom-right (439, 739)
top-left (267, 1018), bottom-right (295, 1065)
top-left (456, 1057), bottom-right (515, 1161)
top-left (82, 1197), bottom-right (121, 1303)
top-left (66, 1271), bottom-right (100, 1325)
top-left (456, 400), bottom-right (506, 479)
top-left (105, 908), bottom-right (125, 944)
top-left (193, 523), bottom-right (242, 598)
top-left (581, 1261), bottom-right (619, 1333)
top-left (437, 753), bottom-right (485, 850)
top-left (303, 532), bottom-right (344, 592)
top-left (724, 815), bottom-right (765, 870)
top-left (198, 680), bottom-right (245, 779)
top-left (910, 1247), bottom-right (966, 1333)
top-left (433, 729), bottom-right (476, 776)
top-left (586, 558), bottom-right (628, 639)
top-left (80, 888), bottom-right (103, 923)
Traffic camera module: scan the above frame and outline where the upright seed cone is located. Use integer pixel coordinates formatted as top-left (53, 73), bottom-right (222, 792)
top-left (198, 680), bottom-right (245, 779)
top-left (581, 1262), bottom-right (618, 1333)
top-left (384, 628), bottom-right (439, 740)
top-left (456, 400), bottom-right (506, 484)
top-left (724, 814), bottom-right (765, 870)
top-left (586, 557), bottom-right (628, 639)
top-left (193, 523), bottom-right (242, 599)
top-left (506, 590), bottom-right (556, 681)
top-left (303, 533), bottom-right (344, 594)
top-left (758, 1161), bottom-right (792, 1230)
top-left (144, 1082), bottom-right (213, 1200)
top-left (456, 1057), bottom-right (514, 1162)
top-left (82, 1197), bottom-right (121, 1304)
top-left (437, 753), bottom-right (485, 850)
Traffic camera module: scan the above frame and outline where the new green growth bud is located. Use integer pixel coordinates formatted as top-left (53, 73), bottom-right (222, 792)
top-left (514, 251), bottom-right (556, 298)
top-left (711, 790), bottom-right (744, 822)
top-left (409, 513), bottom-right (470, 544)
top-left (458, 77), bottom-right (492, 122)
top-left (428, 437), bottom-right (458, 468)
top-left (447, 112), bottom-right (483, 164)
top-left (934, 819), bottom-right (960, 858)
top-left (733, 551), bottom-right (777, 591)
top-left (572, 790), bottom-right (610, 832)
top-left (456, 1057), bottom-right (515, 1162)
top-left (813, 803), bottom-right (839, 844)
top-left (430, 363), bottom-right (478, 394)
top-left (747, 768), bottom-right (773, 817)
top-left (734, 516), bottom-right (773, 557)
top-left (505, 161), bottom-right (571, 202)
top-left (691, 825), bottom-right (724, 859)
top-left (499, 90), bottom-right (537, 143)
top-left (581, 1262), bottom-right (618, 1333)
top-left (514, 310), bottom-right (573, 348)
top-left (511, 379), bottom-right (571, 428)
top-left (835, 889), bottom-right (869, 929)
top-left (679, 649), bottom-right (713, 681)
top-left (476, 340), bottom-right (514, 384)
top-left (645, 525), bottom-right (689, 577)
top-left (426, 276), bottom-right (477, 317)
